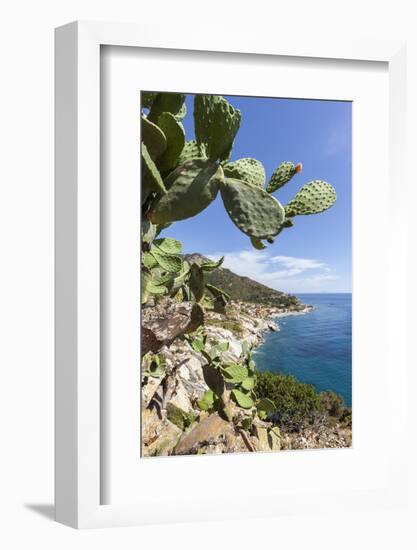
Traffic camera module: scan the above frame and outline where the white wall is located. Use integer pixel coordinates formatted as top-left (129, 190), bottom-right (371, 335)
top-left (0, 0), bottom-right (416, 547)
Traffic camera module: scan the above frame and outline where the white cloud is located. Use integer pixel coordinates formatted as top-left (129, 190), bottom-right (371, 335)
top-left (204, 249), bottom-right (340, 293)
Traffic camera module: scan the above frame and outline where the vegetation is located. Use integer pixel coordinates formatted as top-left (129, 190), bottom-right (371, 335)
top-left (166, 403), bottom-right (197, 431)
top-left (207, 267), bottom-right (302, 309)
top-left (255, 371), bottom-right (351, 431)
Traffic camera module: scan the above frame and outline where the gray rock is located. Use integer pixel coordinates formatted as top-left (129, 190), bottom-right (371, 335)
top-left (142, 301), bottom-right (204, 354)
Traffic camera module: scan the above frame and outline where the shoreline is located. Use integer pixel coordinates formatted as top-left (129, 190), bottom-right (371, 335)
top-left (205, 301), bottom-right (313, 356)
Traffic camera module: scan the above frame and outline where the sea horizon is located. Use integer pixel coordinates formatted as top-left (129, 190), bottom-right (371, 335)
top-left (295, 291), bottom-right (352, 295)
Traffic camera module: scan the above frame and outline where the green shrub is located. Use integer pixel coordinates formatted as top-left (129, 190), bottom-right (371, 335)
top-left (339, 407), bottom-right (352, 427)
top-left (255, 371), bottom-right (351, 431)
top-left (319, 390), bottom-right (345, 418)
top-left (166, 403), bottom-right (197, 430)
top-left (255, 371), bottom-right (325, 430)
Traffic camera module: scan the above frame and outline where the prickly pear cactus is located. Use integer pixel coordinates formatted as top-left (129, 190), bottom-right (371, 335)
top-left (266, 161), bottom-right (301, 193)
top-left (219, 178), bottom-right (285, 239)
top-left (223, 158), bottom-right (266, 188)
top-left (156, 112), bottom-right (185, 172)
top-left (141, 115), bottom-right (167, 159)
top-left (148, 92), bottom-right (186, 122)
top-left (150, 249), bottom-right (183, 272)
top-left (149, 159), bottom-right (223, 224)
top-left (176, 140), bottom-right (207, 166)
top-left (189, 263), bottom-right (205, 302)
top-left (153, 237), bottom-right (182, 255)
top-left (174, 103), bottom-right (187, 121)
top-left (285, 180), bottom-right (337, 216)
top-left (142, 219), bottom-right (156, 244)
top-left (141, 143), bottom-right (166, 200)
top-left (194, 95), bottom-right (241, 161)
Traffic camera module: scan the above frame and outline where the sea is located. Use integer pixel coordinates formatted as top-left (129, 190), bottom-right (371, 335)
top-left (253, 293), bottom-right (352, 407)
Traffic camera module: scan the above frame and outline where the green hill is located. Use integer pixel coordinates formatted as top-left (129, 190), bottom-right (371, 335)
top-left (184, 253), bottom-right (304, 310)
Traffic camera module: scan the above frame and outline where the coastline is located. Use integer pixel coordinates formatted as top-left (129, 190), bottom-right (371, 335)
top-left (141, 297), bottom-right (351, 456)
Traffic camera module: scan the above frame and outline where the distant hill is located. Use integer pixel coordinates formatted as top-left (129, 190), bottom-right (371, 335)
top-left (184, 253), bottom-right (303, 309)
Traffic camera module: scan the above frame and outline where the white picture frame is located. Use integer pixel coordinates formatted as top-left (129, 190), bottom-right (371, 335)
top-left (55, 20), bottom-right (408, 529)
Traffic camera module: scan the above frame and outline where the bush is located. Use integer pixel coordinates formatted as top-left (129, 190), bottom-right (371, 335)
top-left (339, 407), bottom-right (352, 427)
top-left (319, 391), bottom-right (345, 418)
top-left (255, 371), bottom-right (325, 430)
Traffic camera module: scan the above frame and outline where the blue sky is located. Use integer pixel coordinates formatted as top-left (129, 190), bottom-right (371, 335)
top-left (163, 95), bottom-right (352, 294)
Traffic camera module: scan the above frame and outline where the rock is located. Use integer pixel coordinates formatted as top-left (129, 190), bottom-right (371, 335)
top-left (174, 412), bottom-right (235, 455)
top-left (268, 427), bottom-right (281, 451)
top-left (224, 431), bottom-right (249, 453)
top-left (142, 408), bottom-right (183, 457)
top-left (178, 354), bottom-right (206, 382)
top-left (279, 424), bottom-right (352, 450)
top-left (142, 374), bottom-right (164, 408)
top-left (142, 301), bottom-right (204, 354)
top-left (252, 425), bottom-right (270, 452)
top-left (169, 377), bottom-right (194, 412)
top-left (142, 407), bottom-right (161, 446)
top-left (178, 363), bottom-right (190, 380)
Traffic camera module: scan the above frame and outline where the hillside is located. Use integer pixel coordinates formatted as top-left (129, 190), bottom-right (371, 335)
top-left (184, 253), bottom-right (305, 310)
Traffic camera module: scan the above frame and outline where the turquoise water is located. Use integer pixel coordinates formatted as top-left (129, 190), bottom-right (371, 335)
top-left (253, 293), bottom-right (352, 407)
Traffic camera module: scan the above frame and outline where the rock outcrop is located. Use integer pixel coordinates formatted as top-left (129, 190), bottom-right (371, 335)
top-left (142, 300), bottom-right (204, 354)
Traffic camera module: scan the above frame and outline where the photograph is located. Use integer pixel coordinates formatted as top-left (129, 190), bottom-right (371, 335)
top-left (141, 91), bottom-right (352, 457)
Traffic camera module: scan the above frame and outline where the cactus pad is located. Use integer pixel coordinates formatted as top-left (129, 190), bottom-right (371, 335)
top-left (205, 283), bottom-right (230, 300)
top-left (224, 158), bottom-right (266, 188)
top-left (231, 388), bottom-right (254, 409)
top-left (153, 237), bottom-right (182, 255)
top-left (141, 271), bottom-right (151, 304)
top-left (189, 263), bottom-right (204, 302)
top-left (200, 256), bottom-right (224, 271)
top-left (174, 103), bottom-right (187, 121)
top-left (149, 159), bottom-right (222, 224)
top-left (141, 115), bottom-right (167, 159)
top-left (285, 180), bottom-right (337, 216)
top-left (194, 95), bottom-right (241, 161)
top-left (197, 389), bottom-right (215, 411)
top-left (142, 252), bottom-right (158, 269)
top-left (222, 364), bottom-right (248, 384)
top-left (156, 112), bottom-right (185, 172)
top-left (150, 249), bottom-right (183, 272)
top-left (146, 281), bottom-right (168, 295)
top-left (141, 219), bottom-right (156, 243)
top-left (220, 178), bottom-right (285, 239)
top-left (148, 92), bottom-right (186, 122)
top-left (202, 364), bottom-right (225, 397)
top-left (167, 261), bottom-right (191, 294)
top-left (141, 143), bottom-right (166, 197)
top-left (177, 140), bottom-right (207, 165)
top-left (266, 161), bottom-right (298, 193)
